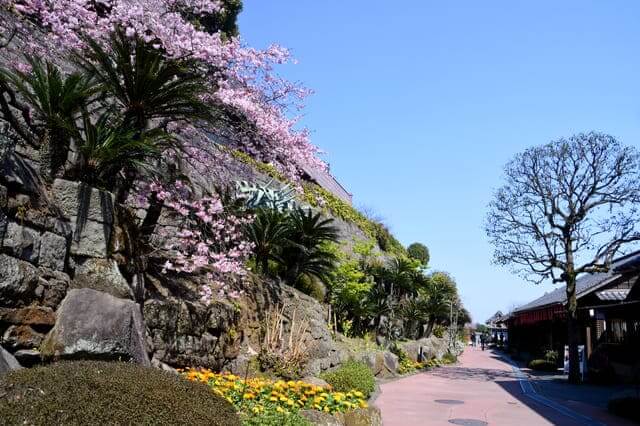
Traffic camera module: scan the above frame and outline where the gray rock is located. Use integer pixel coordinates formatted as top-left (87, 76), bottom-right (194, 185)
top-left (0, 345), bottom-right (22, 375)
top-left (300, 410), bottom-right (343, 426)
top-left (69, 218), bottom-right (111, 258)
top-left (400, 336), bottom-right (449, 362)
top-left (2, 222), bottom-right (40, 263)
top-left (383, 351), bottom-right (399, 375)
top-left (71, 258), bottom-right (133, 299)
top-left (38, 231), bottom-right (67, 270)
top-left (51, 179), bottom-right (114, 224)
top-left (0, 254), bottom-right (39, 305)
top-left (301, 376), bottom-right (330, 387)
top-left (342, 407), bottom-right (383, 426)
top-left (41, 288), bottom-right (150, 365)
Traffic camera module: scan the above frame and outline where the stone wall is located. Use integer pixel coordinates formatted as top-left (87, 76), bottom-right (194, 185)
top-left (0, 151), bottom-right (351, 375)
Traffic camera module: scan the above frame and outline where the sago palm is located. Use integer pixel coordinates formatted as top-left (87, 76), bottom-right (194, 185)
top-left (75, 112), bottom-right (167, 188)
top-left (74, 30), bottom-right (213, 132)
top-left (279, 208), bottom-right (339, 286)
top-left (0, 57), bottom-right (97, 180)
top-left (245, 207), bottom-right (291, 274)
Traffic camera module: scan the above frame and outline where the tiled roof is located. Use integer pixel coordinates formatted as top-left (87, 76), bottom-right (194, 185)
top-left (512, 251), bottom-right (640, 314)
top-left (302, 165), bottom-right (352, 205)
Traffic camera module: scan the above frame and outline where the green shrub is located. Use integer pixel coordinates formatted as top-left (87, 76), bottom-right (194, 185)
top-left (442, 353), bottom-right (457, 364)
top-left (241, 410), bottom-right (311, 426)
top-left (528, 359), bottom-right (557, 372)
top-left (321, 360), bottom-right (376, 398)
top-left (608, 397), bottom-right (640, 423)
top-left (0, 361), bottom-right (240, 426)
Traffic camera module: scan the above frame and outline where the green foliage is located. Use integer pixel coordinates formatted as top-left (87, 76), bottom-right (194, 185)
top-left (407, 242), bottom-right (430, 266)
top-left (241, 411), bottom-right (311, 426)
top-left (0, 361), bottom-right (240, 425)
top-left (321, 360), bottom-right (376, 399)
top-left (76, 112), bottom-right (168, 185)
top-left (227, 147), bottom-right (407, 257)
top-left (279, 208), bottom-right (340, 286)
top-left (0, 56), bottom-right (97, 179)
top-left (246, 207), bottom-right (339, 289)
top-left (528, 359), bottom-right (557, 371)
top-left (75, 29), bottom-right (213, 131)
top-left (442, 352), bottom-right (457, 364)
top-left (246, 208), bottom-right (291, 274)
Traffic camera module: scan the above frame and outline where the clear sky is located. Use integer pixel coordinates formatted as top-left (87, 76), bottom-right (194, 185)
top-left (238, 1), bottom-right (640, 324)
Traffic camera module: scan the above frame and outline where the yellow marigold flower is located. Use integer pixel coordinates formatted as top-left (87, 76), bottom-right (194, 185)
top-left (252, 407), bottom-right (260, 414)
top-left (313, 404), bottom-right (321, 410)
top-left (353, 391), bottom-right (364, 398)
top-left (269, 396), bottom-right (278, 402)
top-left (242, 393), bottom-right (255, 400)
top-left (324, 406), bottom-right (330, 413)
top-left (359, 400), bottom-right (368, 408)
top-left (279, 396), bottom-right (288, 402)
top-left (286, 399), bottom-right (294, 406)
top-left (276, 407), bottom-right (285, 413)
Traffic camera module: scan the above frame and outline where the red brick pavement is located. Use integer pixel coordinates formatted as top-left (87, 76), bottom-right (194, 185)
top-left (374, 347), bottom-right (630, 426)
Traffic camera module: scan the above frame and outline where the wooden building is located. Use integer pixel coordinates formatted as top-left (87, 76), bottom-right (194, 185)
top-left (507, 251), bottom-right (640, 382)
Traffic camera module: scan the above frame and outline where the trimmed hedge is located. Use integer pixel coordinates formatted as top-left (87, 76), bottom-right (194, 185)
top-left (321, 360), bottom-right (376, 398)
top-left (528, 359), bottom-right (557, 372)
top-left (0, 361), bottom-right (240, 426)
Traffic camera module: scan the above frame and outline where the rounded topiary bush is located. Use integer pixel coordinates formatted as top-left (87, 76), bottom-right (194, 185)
top-left (528, 359), bottom-right (557, 372)
top-left (0, 361), bottom-right (240, 426)
top-left (321, 360), bottom-right (375, 398)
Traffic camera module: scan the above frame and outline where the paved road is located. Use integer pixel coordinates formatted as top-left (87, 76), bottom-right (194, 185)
top-left (375, 348), bottom-right (632, 426)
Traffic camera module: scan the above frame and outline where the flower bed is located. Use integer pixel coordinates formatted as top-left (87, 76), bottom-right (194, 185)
top-left (182, 369), bottom-right (368, 422)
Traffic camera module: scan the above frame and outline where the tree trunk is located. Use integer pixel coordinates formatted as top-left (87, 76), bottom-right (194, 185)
top-left (566, 274), bottom-right (581, 383)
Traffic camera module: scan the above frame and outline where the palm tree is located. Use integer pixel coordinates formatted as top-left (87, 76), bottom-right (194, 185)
top-left (74, 30), bottom-right (215, 203)
top-left (279, 208), bottom-right (339, 287)
top-left (245, 207), bottom-right (291, 274)
top-left (74, 30), bottom-right (213, 132)
top-left (0, 57), bottom-right (97, 180)
top-left (74, 111), bottom-right (168, 187)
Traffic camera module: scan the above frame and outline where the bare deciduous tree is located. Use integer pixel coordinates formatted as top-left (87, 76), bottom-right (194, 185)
top-left (486, 132), bottom-right (640, 383)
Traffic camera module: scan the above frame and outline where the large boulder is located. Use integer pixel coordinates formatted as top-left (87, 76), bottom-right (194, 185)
top-left (341, 407), bottom-right (383, 426)
top-left (0, 345), bottom-right (22, 375)
top-left (41, 289), bottom-right (149, 365)
top-left (357, 350), bottom-right (399, 378)
top-left (38, 231), bottom-right (67, 271)
top-left (71, 258), bottom-right (133, 300)
top-left (51, 179), bottom-right (114, 258)
top-left (0, 254), bottom-right (39, 306)
top-left (2, 222), bottom-right (40, 264)
top-left (400, 336), bottom-right (449, 362)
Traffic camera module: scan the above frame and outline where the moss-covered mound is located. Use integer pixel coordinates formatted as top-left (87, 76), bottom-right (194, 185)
top-left (0, 361), bottom-right (240, 426)
top-left (321, 360), bottom-right (376, 398)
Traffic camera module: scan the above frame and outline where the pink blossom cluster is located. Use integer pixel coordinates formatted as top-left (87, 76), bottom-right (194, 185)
top-left (148, 181), bottom-right (253, 302)
top-left (3, 0), bottom-right (327, 178)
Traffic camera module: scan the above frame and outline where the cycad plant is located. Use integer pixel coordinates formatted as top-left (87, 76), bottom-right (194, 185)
top-left (75, 111), bottom-right (167, 187)
top-left (279, 208), bottom-right (340, 287)
top-left (74, 30), bottom-right (213, 132)
top-left (246, 207), bottom-right (340, 289)
top-left (0, 57), bottom-right (97, 180)
top-left (245, 207), bottom-right (291, 274)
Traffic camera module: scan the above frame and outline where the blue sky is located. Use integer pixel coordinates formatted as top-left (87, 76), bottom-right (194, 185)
top-left (238, 1), bottom-right (640, 323)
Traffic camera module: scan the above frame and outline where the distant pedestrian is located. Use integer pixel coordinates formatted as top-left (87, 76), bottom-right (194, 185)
top-left (480, 334), bottom-right (486, 351)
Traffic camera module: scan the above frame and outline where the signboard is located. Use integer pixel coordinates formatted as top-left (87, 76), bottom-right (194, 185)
top-left (563, 345), bottom-right (586, 379)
